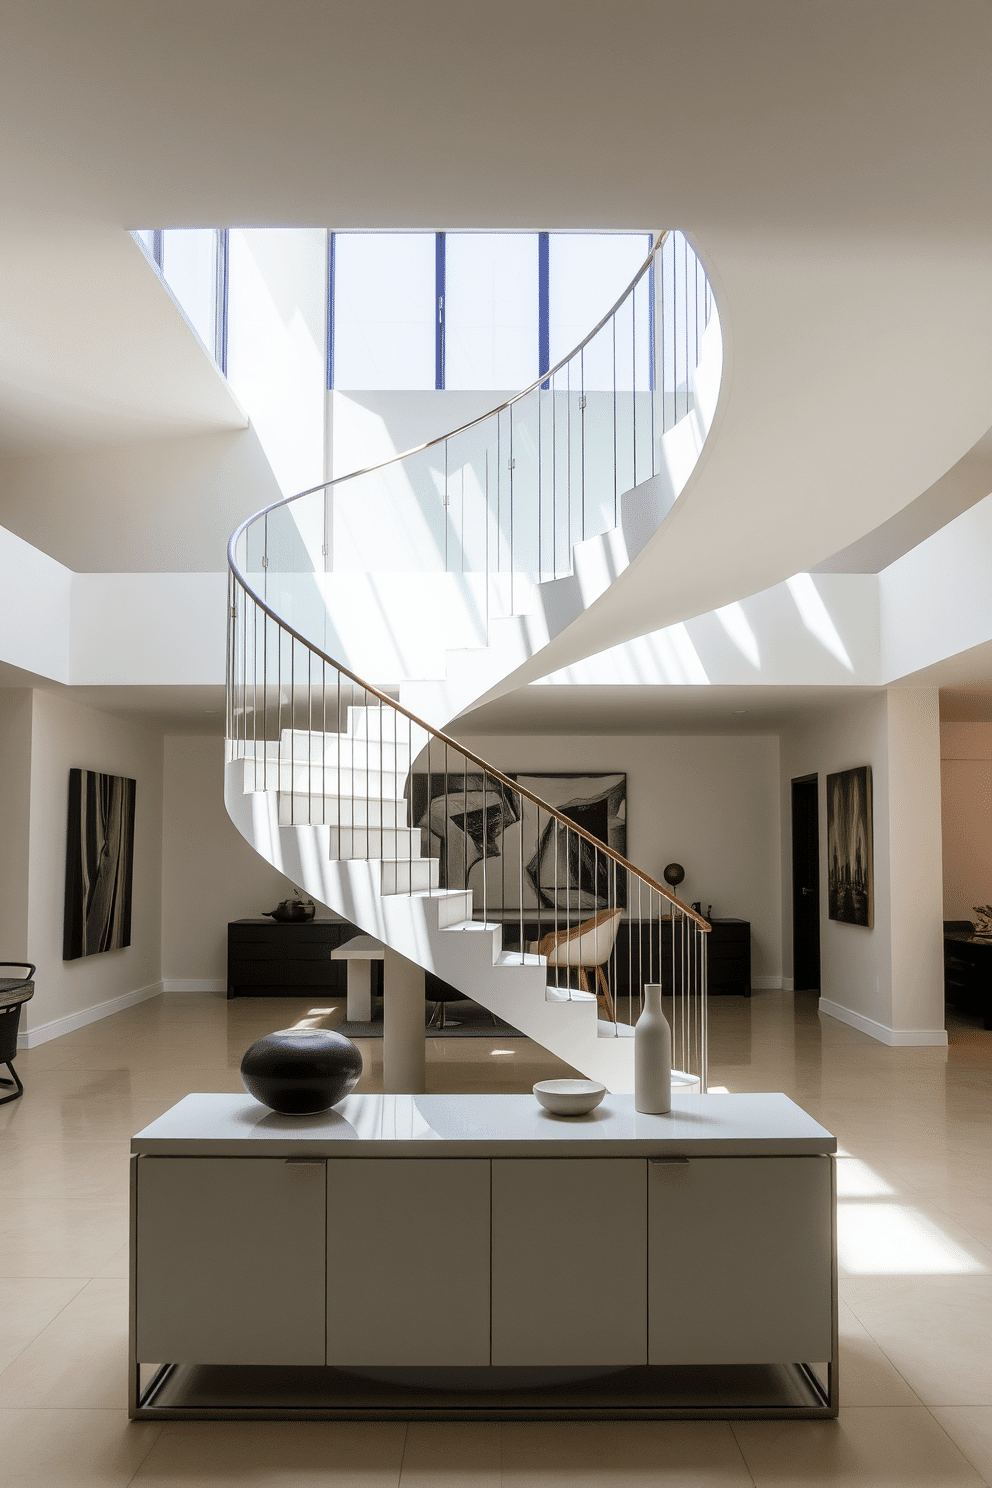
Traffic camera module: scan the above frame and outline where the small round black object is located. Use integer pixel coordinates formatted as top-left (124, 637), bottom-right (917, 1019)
top-left (663, 862), bottom-right (685, 888)
top-left (241, 1027), bottom-right (363, 1115)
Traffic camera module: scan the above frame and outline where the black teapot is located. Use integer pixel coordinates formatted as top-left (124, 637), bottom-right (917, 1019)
top-left (264, 896), bottom-right (316, 923)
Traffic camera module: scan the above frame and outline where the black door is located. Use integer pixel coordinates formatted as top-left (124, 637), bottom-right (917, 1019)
top-left (791, 776), bottom-right (820, 991)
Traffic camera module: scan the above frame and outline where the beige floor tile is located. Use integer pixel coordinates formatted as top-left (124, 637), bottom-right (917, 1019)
top-left (0, 1407), bottom-right (161, 1488)
top-left (931, 1408), bottom-right (992, 1486)
top-left (400, 1422), bottom-right (500, 1486)
top-left (842, 1276), bottom-right (992, 1406)
top-left (0, 1199), bottom-right (128, 1279)
top-left (732, 1407), bottom-right (986, 1485)
top-left (0, 1277), bottom-right (88, 1375)
top-left (500, 1420), bottom-right (754, 1485)
top-left (0, 1279), bottom-right (128, 1409)
top-left (132, 1419), bottom-right (407, 1485)
top-left (837, 1302), bottom-right (920, 1407)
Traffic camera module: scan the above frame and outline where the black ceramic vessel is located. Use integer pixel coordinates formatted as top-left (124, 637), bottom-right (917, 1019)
top-left (240, 1028), bottom-right (363, 1115)
top-left (263, 898), bottom-right (316, 923)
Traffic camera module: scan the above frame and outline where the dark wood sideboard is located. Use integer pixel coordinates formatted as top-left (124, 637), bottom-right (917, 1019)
top-left (944, 922), bottom-right (992, 1029)
top-left (228, 915), bottom-right (752, 1003)
top-left (227, 919), bottom-right (382, 1000)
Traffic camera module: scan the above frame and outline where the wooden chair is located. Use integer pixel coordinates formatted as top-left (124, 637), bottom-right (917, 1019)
top-left (538, 910), bottom-right (622, 1021)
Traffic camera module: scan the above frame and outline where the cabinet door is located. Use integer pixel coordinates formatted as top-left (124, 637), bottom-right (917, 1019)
top-left (491, 1159), bottom-right (647, 1366)
top-left (135, 1156), bottom-right (326, 1365)
top-left (648, 1156), bottom-right (832, 1364)
top-left (326, 1158), bottom-right (490, 1366)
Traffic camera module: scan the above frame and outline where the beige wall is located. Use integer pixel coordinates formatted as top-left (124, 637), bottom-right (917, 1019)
top-left (23, 690), bottom-right (164, 1037)
top-left (0, 688), bottom-right (33, 962)
top-left (161, 734), bottom-right (301, 985)
top-left (940, 722), bottom-right (992, 922)
top-left (780, 688), bottom-right (944, 1040)
top-left (455, 729), bottom-right (783, 983)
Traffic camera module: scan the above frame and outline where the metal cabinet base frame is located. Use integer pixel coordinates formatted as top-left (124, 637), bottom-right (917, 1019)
top-left (128, 1157), bottom-right (838, 1421)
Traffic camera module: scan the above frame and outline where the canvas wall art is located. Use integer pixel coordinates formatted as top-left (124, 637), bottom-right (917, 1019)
top-left (410, 771), bottom-right (626, 912)
top-left (826, 765), bottom-right (873, 928)
top-left (63, 768), bottom-right (136, 960)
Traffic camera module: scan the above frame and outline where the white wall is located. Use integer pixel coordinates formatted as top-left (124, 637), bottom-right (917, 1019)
top-left (0, 689), bottom-right (33, 961)
top-left (0, 426), bottom-right (280, 573)
top-left (228, 230), bottom-right (327, 502)
top-left (940, 722), bottom-right (992, 921)
top-left (780, 688), bottom-right (945, 1043)
top-left (161, 734), bottom-right (305, 986)
top-left (454, 729), bottom-right (783, 983)
top-left (22, 690), bottom-right (164, 1041)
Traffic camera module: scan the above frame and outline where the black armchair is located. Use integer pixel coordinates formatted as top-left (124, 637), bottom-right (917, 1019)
top-left (0, 962), bottom-right (35, 1105)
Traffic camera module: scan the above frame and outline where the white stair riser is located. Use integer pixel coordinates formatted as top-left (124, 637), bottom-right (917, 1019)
top-left (328, 827), bottom-right (424, 859)
top-left (242, 760), bottom-right (406, 797)
top-left (272, 734), bottom-right (413, 769)
top-left (381, 858), bottom-right (439, 895)
top-left (277, 794), bottom-right (408, 828)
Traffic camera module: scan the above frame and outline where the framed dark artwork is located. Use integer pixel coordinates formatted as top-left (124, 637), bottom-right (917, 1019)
top-left (826, 765), bottom-right (873, 928)
top-left (409, 771), bottom-right (626, 911)
top-left (63, 769), bottom-right (136, 960)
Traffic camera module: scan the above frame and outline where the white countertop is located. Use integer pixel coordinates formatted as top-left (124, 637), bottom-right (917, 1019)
top-left (131, 1092), bottom-right (835, 1158)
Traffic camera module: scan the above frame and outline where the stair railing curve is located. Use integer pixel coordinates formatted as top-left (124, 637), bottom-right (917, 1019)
top-left (233, 228), bottom-right (716, 652)
top-left (228, 228), bottom-right (716, 1089)
top-left (227, 565), bottom-right (710, 1089)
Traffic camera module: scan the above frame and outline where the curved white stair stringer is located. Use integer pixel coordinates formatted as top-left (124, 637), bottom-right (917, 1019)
top-left (225, 757), bottom-right (656, 1093)
top-left (400, 309), bottom-right (723, 731)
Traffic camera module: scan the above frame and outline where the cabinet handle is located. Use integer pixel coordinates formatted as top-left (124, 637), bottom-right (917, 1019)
top-left (649, 1157), bottom-right (690, 1184)
top-left (285, 1157), bottom-right (326, 1174)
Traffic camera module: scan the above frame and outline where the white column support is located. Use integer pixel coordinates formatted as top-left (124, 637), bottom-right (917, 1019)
top-left (383, 946), bottom-right (426, 1094)
top-left (346, 959), bottom-right (373, 1023)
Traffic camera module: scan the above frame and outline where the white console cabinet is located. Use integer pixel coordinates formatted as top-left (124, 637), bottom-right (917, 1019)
top-left (129, 1092), bottom-right (837, 1419)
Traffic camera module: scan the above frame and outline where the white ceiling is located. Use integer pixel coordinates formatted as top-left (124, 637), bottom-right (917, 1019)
top-left (0, 210), bottom-right (245, 454)
top-left (0, 3), bottom-right (988, 240)
top-left (0, 1), bottom-right (990, 715)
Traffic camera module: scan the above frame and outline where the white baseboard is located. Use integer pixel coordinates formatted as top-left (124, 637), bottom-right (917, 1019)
top-left (18, 980), bottom-right (165, 1049)
top-left (751, 975), bottom-right (783, 991)
top-left (161, 979), bottom-right (227, 993)
top-left (782, 976), bottom-right (795, 992)
top-left (818, 997), bottom-right (948, 1047)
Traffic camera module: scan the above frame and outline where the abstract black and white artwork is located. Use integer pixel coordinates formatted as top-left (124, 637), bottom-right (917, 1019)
top-left (63, 769), bottom-right (136, 960)
top-left (410, 771), bottom-right (626, 912)
top-left (826, 765), bottom-right (873, 928)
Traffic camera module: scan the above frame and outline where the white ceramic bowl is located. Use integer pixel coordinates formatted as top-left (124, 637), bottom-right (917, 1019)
top-left (533, 1078), bottom-right (607, 1116)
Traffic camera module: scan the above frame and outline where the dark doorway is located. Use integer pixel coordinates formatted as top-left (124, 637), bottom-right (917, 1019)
top-left (791, 775), bottom-right (820, 991)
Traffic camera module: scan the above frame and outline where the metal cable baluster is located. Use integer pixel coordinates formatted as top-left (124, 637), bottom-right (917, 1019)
top-left (307, 644), bottom-right (312, 826)
top-left (519, 794), bottom-right (524, 976)
top-left (552, 367), bottom-right (558, 576)
top-left (407, 714), bottom-right (413, 900)
top-left (612, 314), bottom-right (618, 523)
top-left (580, 346), bottom-right (586, 543)
top-left (632, 278), bottom-right (637, 491)
top-left (508, 402), bottom-right (514, 615)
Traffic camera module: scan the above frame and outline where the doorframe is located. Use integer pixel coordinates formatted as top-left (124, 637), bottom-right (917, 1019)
top-left (791, 773), bottom-right (821, 993)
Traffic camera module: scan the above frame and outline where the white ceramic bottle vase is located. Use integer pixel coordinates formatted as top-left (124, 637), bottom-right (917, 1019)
top-left (635, 983), bottom-right (672, 1114)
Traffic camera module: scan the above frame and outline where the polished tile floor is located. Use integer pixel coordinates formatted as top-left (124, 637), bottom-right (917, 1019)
top-left (2, 987), bottom-right (991, 1485)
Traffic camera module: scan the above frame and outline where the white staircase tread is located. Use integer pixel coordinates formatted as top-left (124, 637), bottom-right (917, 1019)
top-left (331, 935), bottom-right (386, 960)
top-left (497, 951), bottom-right (545, 969)
top-left (546, 987), bottom-right (597, 1004)
top-left (442, 919), bottom-right (502, 933)
top-left (597, 1020), bottom-right (636, 1038)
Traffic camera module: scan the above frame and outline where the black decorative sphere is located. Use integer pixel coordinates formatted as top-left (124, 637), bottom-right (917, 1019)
top-left (663, 862), bottom-right (686, 889)
top-left (240, 1028), bottom-right (363, 1115)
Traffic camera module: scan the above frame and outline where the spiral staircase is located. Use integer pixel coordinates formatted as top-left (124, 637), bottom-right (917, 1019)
top-left (225, 232), bottom-right (720, 1093)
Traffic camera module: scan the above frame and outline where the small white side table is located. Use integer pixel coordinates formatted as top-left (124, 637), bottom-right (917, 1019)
top-left (331, 935), bottom-right (385, 1023)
